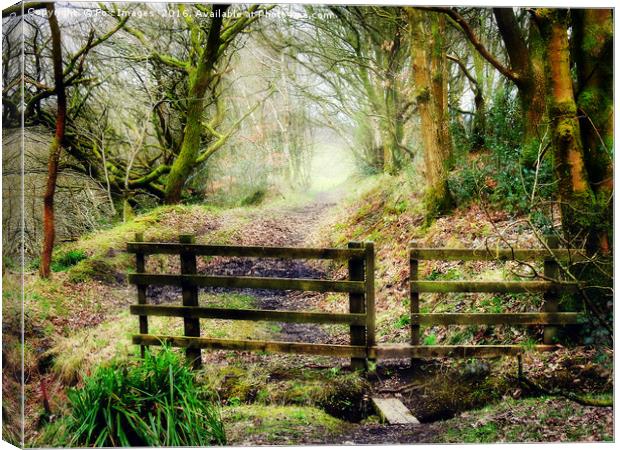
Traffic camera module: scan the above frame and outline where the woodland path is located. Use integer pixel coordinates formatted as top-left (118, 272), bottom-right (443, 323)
top-left (200, 190), bottom-right (344, 345)
top-left (193, 192), bottom-right (446, 442)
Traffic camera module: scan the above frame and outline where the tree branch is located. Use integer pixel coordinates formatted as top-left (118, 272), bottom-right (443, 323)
top-left (421, 6), bottom-right (520, 84)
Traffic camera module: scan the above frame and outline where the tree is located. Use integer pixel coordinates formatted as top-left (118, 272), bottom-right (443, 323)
top-left (161, 3), bottom-right (227, 203)
top-left (571, 9), bottom-right (613, 253)
top-left (40, 3), bottom-right (66, 278)
top-left (2, 3), bottom-right (126, 277)
top-left (532, 8), bottom-right (613, 253)
top-left (406, 8), bottom-right (454, 219)
top-left (101, 3), bottom-right (271, 205)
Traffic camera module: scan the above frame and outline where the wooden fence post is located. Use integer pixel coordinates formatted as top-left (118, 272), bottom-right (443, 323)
top-left (410, 241), bottom-right (420, 366)
top-left (543, 235), bottom-right (560, 345)
top-left (365, 242), bottom-right (376, 362)
top-left (348, 241), bottom-right (366, 370)
top-left (180, 234), bottom-right (201, 369)
top-left (135, 232), bottom-right (148, 357)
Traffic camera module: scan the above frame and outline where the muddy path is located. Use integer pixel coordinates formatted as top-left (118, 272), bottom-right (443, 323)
top-left (198, 192), bottom-right (343, 345)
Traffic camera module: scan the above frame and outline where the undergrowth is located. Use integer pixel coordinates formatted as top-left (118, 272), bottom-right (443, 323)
top-left (448, 88), bottom-right (555, 216)
top-left (38, 346), bottom-right (226, 447)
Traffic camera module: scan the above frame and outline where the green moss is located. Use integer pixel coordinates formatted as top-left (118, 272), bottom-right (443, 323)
top-left (223, 405), bottom-right (344, 445)
top-left (424, 181), bottom-right (454, 224)
top-left (439, 396), bottom-right (612, 443)
top-left (66, 258), bottom-right (120, 284)
top-left (415, 86), bottom-right (431, 103)
top-left (552, 101), bottom-right (577, 117)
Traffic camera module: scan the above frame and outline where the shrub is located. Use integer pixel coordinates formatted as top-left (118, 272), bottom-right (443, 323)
top-left (448, 88), bottom-right (555, 216)
top-left (59, 346), bottom-right (226, 447)
top-left (51, 249), bottom-right (88, 272)
top-left (240, 188), bottom-right (267, 206)
top-left (27, 249), bottom-right (88, 272)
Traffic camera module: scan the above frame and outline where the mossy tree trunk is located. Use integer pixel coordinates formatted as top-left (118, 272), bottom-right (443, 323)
top-left (534, 9), bottom-right (596, 245)
top-left (572, 9), bottom-right (613, 254)
top-left (40, 3), bottom-right (66, 278)
top-left (407, 9), bottom-right (454, 220)
top-left (163, 5), bottom-right (227, 204)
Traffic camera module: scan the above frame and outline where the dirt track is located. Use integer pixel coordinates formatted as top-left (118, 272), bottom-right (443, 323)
top-left (199, 193), bottom-right (342, 345)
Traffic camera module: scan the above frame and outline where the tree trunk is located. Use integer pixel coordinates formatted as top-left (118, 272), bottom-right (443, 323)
top-left (535, 9), bottom-right (594, 245)
top-left (471, 89), bottom-right (486, 150)
top-left (572, 9), bottom-right (613, 253)
top-left (407, 9), bottom-right (453, 219)
top-left (39, 4), bottom-right (66, 278)
top-left (470, 44), bottom-right (486, 150)
top-left (163, 5), bottom-right (227, 204)
top-left (493, 9), bottom-right (547, 155)
top-left (520, 23), bottom-right (547, 148)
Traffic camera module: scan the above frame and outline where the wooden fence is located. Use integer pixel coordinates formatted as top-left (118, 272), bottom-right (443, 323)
top-left (127, 233), bottom-right (375, 369)
top-left (372, 237), bottom-right (584, 360)
top-left (128, 234), bottom-right (584, 368)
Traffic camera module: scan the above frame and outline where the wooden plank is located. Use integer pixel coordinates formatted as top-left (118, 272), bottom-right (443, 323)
top-left (132, 334), bottom-right (367, 358)
top-left (128, 273), bottom-right (365, 293)
top-left (370, 344), bottom-right (560, 359)
top-left (411, 280), bottom-right (579, 293)
top-left (410, 242), bottom-right (420, 347)
top-left (365, 242), bottom-right (376, 349)
top-left (371, 397), bottom-right (420, 425)
top-left (126, 242), bottom-right (364, 260)
top-left (410, 312), bottom-right (583, 325)
top-left (180, 234), bottom-right (201, 369)
top-left (134, 232), bottom-right (148, 357)
top-left (349, 242), bottom-right (367, 370)
top-left (409, 247), bottom-right (585, 261)
top-left (544, 236), bottom-right (560, 345)
top-left (130, 304), bottom-right (367, 325)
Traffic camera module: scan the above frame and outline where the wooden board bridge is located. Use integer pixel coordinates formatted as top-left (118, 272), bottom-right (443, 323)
top-left (127, 233), bottom-right (585, 369)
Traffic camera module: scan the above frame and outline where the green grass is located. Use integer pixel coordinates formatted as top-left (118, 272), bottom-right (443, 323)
top-left (423, 333), bottom-right (438, 345)
top-left (201, 292), bottom-right (255, 309)
top-left (394, 313), bottom-right (410, 329)
top-left (443, 422), bottom-right (499, 443)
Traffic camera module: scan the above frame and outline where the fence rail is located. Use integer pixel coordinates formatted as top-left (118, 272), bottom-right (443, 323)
top-left (132, 334), bottom-right (369, 358)
top-left (410, 280), bottom-right (579, 294)
top-left (130, 305), bottom-right (367, 325)
top-left (409, 247), bottom-right (587, 261)
top-left (127, 242), bottom-right (365, 259)
top-left (128, 273), bottom-right (366, 293)
top-left (409, 312), bottom-right (582, 325)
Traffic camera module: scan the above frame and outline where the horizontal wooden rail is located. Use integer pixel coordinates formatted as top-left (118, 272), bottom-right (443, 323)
top-left (133, 334), bottom-right (368, 358)
top-left (409, 248), bottom-right (586, 262)
top-left (128, 273), bottom-right (365, 293)
top-left (127, 242), bottom-right (365, 260)
top-left (411, 281), bottom-right (579, 294)
top-left (130, 304), bottom-right (367, 325)
top-left (371, 344), bottom-right (560, 359)
top-left (410, 312), bottom-right (583, 325)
